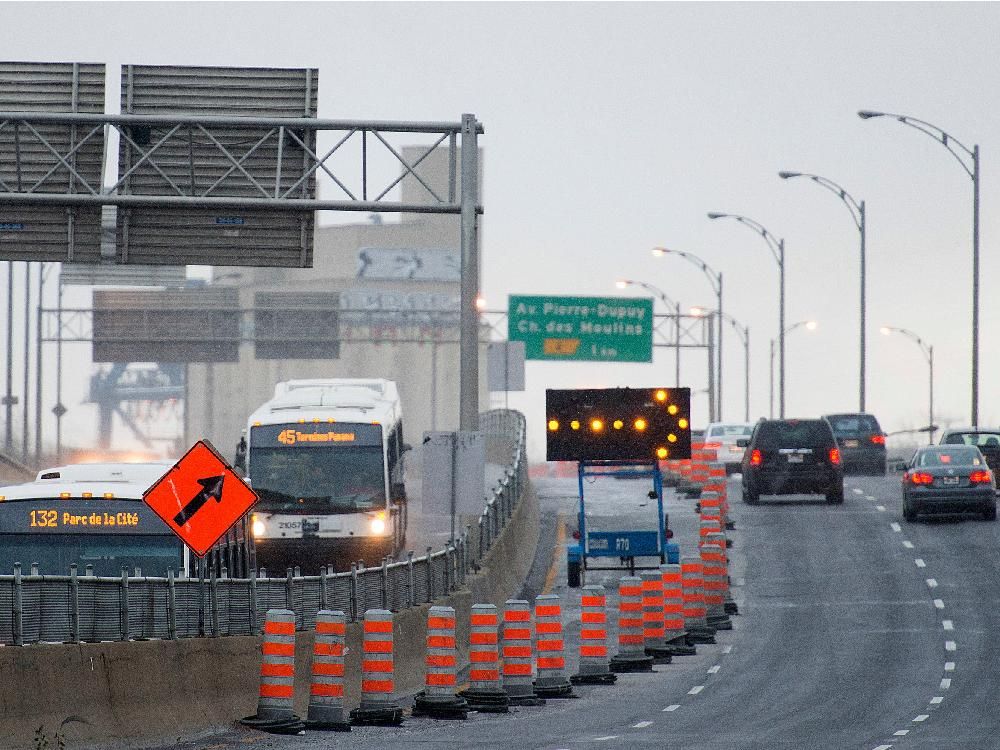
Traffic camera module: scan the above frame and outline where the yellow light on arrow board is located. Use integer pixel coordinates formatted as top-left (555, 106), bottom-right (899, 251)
top-left (613, 419), bottom-right (624, 430)
top-left (571, 420), bottom-right (580, 430)
top-left (548, 419), bottom-right (559, 431)
top-left (591, 419), bottom-right (604, 432)
top-left (656, 447), bottom-right (669, 459)
top-left (667, 404), bottom-right (679, 415)
top-left (656, 390), bottom-right (668, 402)
top-left (678, 418), bottom-right (689, 429)
top-left (634, 418), bottom-right (647, 431)
top-left (668, 433), bottom-right (678, 443)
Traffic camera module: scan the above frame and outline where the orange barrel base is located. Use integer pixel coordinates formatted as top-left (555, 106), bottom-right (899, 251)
top-left (240, 608), bottom-right (307, 735)
top-left (412, 692), bottom-right (469, 720)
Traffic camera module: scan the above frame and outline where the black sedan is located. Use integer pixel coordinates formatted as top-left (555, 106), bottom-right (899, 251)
top-left (902, 445), bottom-right (996, 522)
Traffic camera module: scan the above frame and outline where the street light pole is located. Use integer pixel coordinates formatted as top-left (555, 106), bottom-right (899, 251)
top-left (778, 171), bottom-right (866, 412)
top-left (770, 320), bottom-right (817, 419)
top-left (706, 214), bottom-right (785, 416)
top-left (859, 110), bottom-right (979, 426)
top-left (692, 306), bottom-right (749, 423)
top-left (880, 326), bottom-right (935, 443)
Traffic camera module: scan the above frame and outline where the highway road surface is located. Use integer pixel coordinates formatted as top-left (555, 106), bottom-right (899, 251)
top-left (161, 471), bottom-right (1000, 750)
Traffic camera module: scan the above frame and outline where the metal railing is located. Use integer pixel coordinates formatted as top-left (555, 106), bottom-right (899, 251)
top-left (0, 409), bottom-right (526, 645)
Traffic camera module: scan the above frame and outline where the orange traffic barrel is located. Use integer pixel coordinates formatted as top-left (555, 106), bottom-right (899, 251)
top-left (571, 585), bottom-right (616, 685)
top-left (350, 609), bottom-right (404, 726)
top-left (610, 576), bottom-right (654, 673)
top-left (700, 544), bottom-right (733, 631)
top-left (459, 603), bottom-right (510, 712)
top-left (534, 594), bottom-right (574, 697)
top-left (704, 530), bottom-right (739, 616)
top-left (305, 609), bottom-right (351, 731)
top-left (240, 608), bottom-right (306, 734)
top-left (681, 554), bottom-right (716, 643)
top-left (661, 563), bottom-right (695, 656)
top-left (413, 605), bottom-right (469, 719)
top-left (503, 599), bottom-right (545, 705)
top-left (640, 570), bottom-right (673, 662)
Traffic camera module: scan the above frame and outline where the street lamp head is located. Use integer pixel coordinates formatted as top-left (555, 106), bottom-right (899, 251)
top-left (651, 247), bottom-right (666, 257)
top-left (880, 326), bottom-right (892, 336)
top-left (706, 212), bottom-right (727, 220)
top-left (475, 295), bottom-right (487, 311)
top-left (778, 171), bottom-right (800, 180)
top-left (615, 280), bottom-right (630, 290)
top-left (857, 110), bottom-right (885, 120)
top-left (689, 306), bottom-right (708, 317)
top-left (805, 320), bottom-right (818, 331)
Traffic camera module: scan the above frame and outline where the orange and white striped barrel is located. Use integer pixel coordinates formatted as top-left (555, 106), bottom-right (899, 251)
top-left (610, 576), bottom-right (654, 672)
top-left (534, 594), bottom-right (573, 696)
top-left (699, 518), bottom-right (724, 542)
top-left (256, 608), bottom-right (296, 721)
top-left (460, 603), bottom-right (510, 712)
top-left (306, 610), bottom-right (350, 730)
top-left (503, 599), bottom-right (541, 703)
top-left (350, 609), bottom-right (403, 725)
top-left (571, 585), bottom-right (616, 684)
top-left (700, 543), bottom-right (732, 631)
top-left (700, 490), bottom-right (723, 524)
top-left (660, 563), bottom-right (693, 655)
top-left (413, 605), bottom-right (468, 719)
top-left (640, 571), bottom-right (671, 660)
top-left (681, 554), bottom-right (715, 643)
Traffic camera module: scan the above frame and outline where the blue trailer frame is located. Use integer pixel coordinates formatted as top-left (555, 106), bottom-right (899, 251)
top-left (565, 460), bottom-right (679, 587)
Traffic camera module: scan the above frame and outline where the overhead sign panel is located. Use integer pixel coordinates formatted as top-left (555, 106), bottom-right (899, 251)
top-left (254, 291), bottom-right (340, 360)
top-left (545, 387), bottom-right (692, 462)
top-left (0, 62), bottom-right (106, 262)
top-left (143, 439), bottom-right (258, 557)
top-left (115, 64), bottom-right (318, 267)
top-left (508, 295), bottom-right (653, 362)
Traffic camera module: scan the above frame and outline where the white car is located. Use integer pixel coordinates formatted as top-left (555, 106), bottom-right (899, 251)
top-left (704, 422), bottom-right (753, 474)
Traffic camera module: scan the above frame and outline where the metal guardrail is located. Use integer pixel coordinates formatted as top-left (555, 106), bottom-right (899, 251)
top-left (0, 409), bottom-right (527, 645)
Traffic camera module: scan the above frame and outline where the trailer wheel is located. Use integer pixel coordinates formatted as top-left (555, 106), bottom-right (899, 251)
top-left (567, 560), bottom-right (582, 588)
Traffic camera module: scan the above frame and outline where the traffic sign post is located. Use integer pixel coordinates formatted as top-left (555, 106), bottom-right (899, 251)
top-left (508, 295), bottom-right (654, 362)
top-left (143, 440), bottom-right (259, 558)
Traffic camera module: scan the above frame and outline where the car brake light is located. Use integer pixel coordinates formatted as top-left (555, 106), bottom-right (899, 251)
top-left (750, 449), bottom-right (762, 466)
top-left (970, 470), bottom-right (992, 484)
top-left (870, 434), bottom-right (886, 445)
top-left (829, 448), bottom-right (841, 465)
top-left (909, 472), bottom-right (934, 485)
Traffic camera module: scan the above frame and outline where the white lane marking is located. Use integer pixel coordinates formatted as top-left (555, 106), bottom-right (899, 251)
top-left (707, 665), bottom-right (721, 674)
top-left (853, 488), bottom-right (864, 495)
top-left (915, 558), bottom-right (926, 568)
top-left (927, 578), bottom-right (938, 588)
top-left (902, 540), bottom-right (914, 549)
top-left (894, 729), bottom-right (910, 736)
top-left (594, 736), bottom-right (620, 742)
top-left (934, 599), bottom-right (945, 609)
top-left (945, 641), bottom-right (957, 651)
top-left (940, 678), bottom-right (952, 689)
top-left (943, 620), bottom-right (954, 631)
top-left (876, 505), bottom-right (887, 512)
top-left (890, 522), bottom-right (902, 532)
top-left (688, 685), bottom-right (704, 695)
top-left (633, 721), bottom-right (653, 728)
top-left (873, 745), bottom-right (893, 750)
top-left (663, 704), bottom-right (681, 712)
top-left (945, 662), bottom-right (956, 671)
top-left (914, 714), bottom-right (929, 722)
top-left (722, 645), bottom-right (733, 654)
top-left (930, 696), bottom-right (944, 704)
top-left (866, 495), bottom-right (876, 501)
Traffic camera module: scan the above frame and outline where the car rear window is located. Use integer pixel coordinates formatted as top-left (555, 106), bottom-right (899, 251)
top-left (942, 432), bottom-right (1000, 448)
top-left (754, 420), bottom-right (834, 450)
top-left (916, 447), bottom-right (983, 467)
top-left (708, 425), bottom-right (752, 438)
top-left (826, 414), bottom-right (881, 436)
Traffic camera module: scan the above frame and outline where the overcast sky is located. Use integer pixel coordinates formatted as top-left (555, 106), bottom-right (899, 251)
top-left (4, 2), bottom-right (1000, 458)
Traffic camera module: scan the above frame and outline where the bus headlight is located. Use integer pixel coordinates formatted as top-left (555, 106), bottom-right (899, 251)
top-left (370, 512), bottom-right (386, 535)
top-left (251, 517), bottom-right (266, 538)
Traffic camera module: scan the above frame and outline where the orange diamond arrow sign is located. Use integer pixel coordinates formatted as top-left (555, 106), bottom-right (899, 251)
top-left (144, 440), bottom-right (258, 558)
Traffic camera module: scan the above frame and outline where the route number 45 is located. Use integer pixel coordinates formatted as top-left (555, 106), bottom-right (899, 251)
top-left (615, 537), bottom-right (630, 551)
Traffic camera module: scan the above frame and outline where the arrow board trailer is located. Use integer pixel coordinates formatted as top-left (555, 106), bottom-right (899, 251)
top-left (0, 462), bottom-right (253, 578)
top-left (545, 387), bottom-right (691, 587)
top-left (242, 379), bottom-right (408, 573)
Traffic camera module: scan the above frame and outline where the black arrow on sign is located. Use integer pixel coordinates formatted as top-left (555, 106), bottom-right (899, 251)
top-left (173, 475), bottom-right (225, 526)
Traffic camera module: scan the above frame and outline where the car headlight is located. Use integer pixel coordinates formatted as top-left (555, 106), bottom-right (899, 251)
top-left (251, 518), bottom-right (266, 538)
top-left (370, 515), bottom-right (386, 535)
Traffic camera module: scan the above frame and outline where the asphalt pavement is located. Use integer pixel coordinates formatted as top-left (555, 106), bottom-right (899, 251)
top-left (158, 470), bottom-right (1000, 750)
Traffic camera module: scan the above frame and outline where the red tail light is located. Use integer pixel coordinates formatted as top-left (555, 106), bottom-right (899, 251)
top-left (909, 472), bottom-right (934, 485)
top-left (829, 448), bottom-right (841, 465)
top-left (749, 449), bottom-right (762, 466)
top-left (970, 470), bottom-right (993, 484)
top-left (870, 434), bottom-right (886, 445)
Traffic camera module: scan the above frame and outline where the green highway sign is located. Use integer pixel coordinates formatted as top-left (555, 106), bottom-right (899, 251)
top-left (508, 295), bottom-right (654, 362)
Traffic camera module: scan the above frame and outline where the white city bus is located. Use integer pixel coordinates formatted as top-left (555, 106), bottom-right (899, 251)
top-left (241, 379), bottom-right (408, 573)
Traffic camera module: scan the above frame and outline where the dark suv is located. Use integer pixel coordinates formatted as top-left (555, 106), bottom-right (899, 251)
top-left (740, 418), bottom-right (844, 504)
top-left (824, 413), bottom-right (887, 475)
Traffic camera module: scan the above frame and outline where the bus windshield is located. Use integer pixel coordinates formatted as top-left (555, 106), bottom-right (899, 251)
top-left (250, 446), bottom-right (386, 513)
top-left (0, 533), bottom-right (183, 577)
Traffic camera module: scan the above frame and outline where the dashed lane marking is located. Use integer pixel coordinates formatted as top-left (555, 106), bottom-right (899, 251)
top-left (943, 620), bottom-right (954, 631)
top-left (894, 730), bottom-right (910, 736)
top-left (707, 665), bottom-right (721, 674)
top-left (914, 715), bottom-right (929, 722)
top-left (927, 578), bottom-right (938, 588)
top-left (902, 540), bottom-right (914, 548)
top-left (633, 721), bottom-right (653, 728)
top-left (945, 641), bottom-right (957, 652)
top-left (930, 696), bottom-right (944, 705)
top-left (853, 488), bottom-right (865, 495)
top-left (688, 685), bottom-right (704, 695)
top-left (866, 495), bottom-right (876, 501)
top-left (890, 522), bottom-right (902, 532)
top-left (941, 678), bottom-right (952, 689)
top-left (594, 736), bottom-right (620, 742)
top-left (722, 645), bottom-right (733, 654)
top-left (873, 745), bottom-right (893, 750)
top-left (934, 599), bottom-right (945, 609)
top-left (945, 662), bottom-right (955, 671)
top-left (876, 505), bottom-right (887, 512)
top-left (663, 705), bottom-right (681, 712)
top-left (915, 558), bottom-right (926, 568)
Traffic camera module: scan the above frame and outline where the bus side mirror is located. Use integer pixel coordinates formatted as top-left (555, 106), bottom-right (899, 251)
top-left (391, 482), bottom-right (407, 503)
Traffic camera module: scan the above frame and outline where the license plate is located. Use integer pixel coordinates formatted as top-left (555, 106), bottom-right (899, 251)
top-left (942, 476), bottom-right (959, 485)
top-left (787, 454), bottom-right (804, 464)
top-left (844, 439), bottom-right (859, 448)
